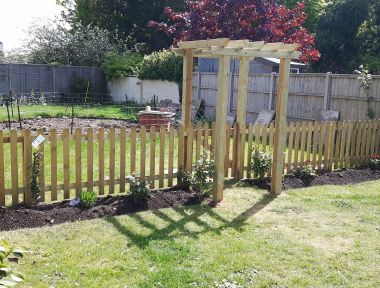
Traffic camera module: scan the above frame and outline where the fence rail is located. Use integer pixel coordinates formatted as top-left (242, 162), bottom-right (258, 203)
top-left (1, 119), bottom-right (379, 206)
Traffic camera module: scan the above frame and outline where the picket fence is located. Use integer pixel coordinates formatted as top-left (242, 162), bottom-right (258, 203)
top-left (0, 119), bottom-right (379, 207)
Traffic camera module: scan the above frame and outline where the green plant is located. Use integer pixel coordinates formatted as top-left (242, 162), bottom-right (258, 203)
top-left (177, 169), bottom-right (193, 190)
top-left (79, 190), bottom-right (97, 208)
top-left (178, 150), bottom-right (215, 198)
top-left (355, 65), bottom-right (375, 119)
top-left (31, 152), bottom-right (42, 205)
top-left (0, 240), bottom-right (24, 287)
top-left (101, 52), bottom-right (143, 80)
top-left (293, 164), bottom-right (317, 180)
top-left (192, 150), bottom-right (215, 197)
top-left (369, 154), bottom-right (380, 170)
top-left (127, 173), bottom-right (150, 202)
top-left (249, 144), bottom-right (273, 179)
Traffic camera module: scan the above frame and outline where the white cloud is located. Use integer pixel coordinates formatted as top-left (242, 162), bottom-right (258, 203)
top-left (0, 0), bottom-right (63, 52)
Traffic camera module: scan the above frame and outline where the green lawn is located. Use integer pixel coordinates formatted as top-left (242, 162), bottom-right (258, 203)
top-left (2, 180), bottom-right (380, 287)
top-left (0, 104), bottom-right (144, 122)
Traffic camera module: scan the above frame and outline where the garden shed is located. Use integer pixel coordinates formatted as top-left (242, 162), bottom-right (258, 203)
top-left (174, 38), bottom-right (301, 201)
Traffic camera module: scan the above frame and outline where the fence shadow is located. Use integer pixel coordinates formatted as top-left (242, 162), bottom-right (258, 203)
top-left (105, 191), bottom-right (275, 248)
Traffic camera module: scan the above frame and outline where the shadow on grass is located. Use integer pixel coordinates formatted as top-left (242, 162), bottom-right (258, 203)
top-left (105, 186), bottom-right (276, 248)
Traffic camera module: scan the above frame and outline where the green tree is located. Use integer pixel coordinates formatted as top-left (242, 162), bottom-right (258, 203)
top-left (357, 0), bottom-right (380, 73)
top-left (279, 0), bottom-right (325, 33)
top-left (61, 0), bottom-right (185, 54)
top-left (313, 0), bottom-right (370, 73)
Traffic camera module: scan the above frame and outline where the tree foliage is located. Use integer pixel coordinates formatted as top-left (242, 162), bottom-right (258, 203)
top-left (61, 0), bottom-right (185, 54)
top-left (313, 0), bottom-right (370, 73)
top-left (6, 19), bottom-right (124, 66)
top-left (357, 0), bottom-right (380, 73)
top-left (137, 50), bottom-right (183, 84)
top-left (101, 52), bottom-right (143, 80)
top-left (149, 0), bottom-right (320, 63)
top-left (279, 0), bottom-right (325, 33)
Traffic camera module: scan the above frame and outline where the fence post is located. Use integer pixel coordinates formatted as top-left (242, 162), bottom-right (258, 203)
top-left (323, 72), bottom-right (331, 111)
top-left (196, 71), bottom-right (201, 99)
top-left (268, 72), bottom-right (276, 110)
top-left (23, 130), bottom-right (33, 206)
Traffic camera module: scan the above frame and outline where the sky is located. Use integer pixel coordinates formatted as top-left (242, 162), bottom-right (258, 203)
top-left (0, 0), bottom-right (63, 52)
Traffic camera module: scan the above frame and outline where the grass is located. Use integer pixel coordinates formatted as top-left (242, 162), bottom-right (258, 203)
top-left (2, 180), bottom-right (380, 287)
top-left (0, 104), bottom-right (144, 122)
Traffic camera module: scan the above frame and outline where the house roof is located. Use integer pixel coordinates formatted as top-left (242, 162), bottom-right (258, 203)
top-left (257, 57), bottom-right (307, 67)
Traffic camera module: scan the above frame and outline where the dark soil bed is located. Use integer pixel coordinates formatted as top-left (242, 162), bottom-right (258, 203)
top-left (245, 168), bottom-right (380, 191)
top-left (1, 117), bottom-right (138, 133)
top-left (0, 189), bottom-right (203, 231)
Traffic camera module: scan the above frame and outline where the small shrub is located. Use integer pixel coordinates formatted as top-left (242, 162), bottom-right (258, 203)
top-left (249, 145), bottom-right (272, 179)
top-left (127, 173), bottom-right (150, 202)
top-left (0, 240), bottom-right (24, 287)
top-left (192, 150), bottom-right (215, 197)
top-left (79, 190), bottom-right (97, 208)
top-left (177, 169), bottom-right (193, 190)
top-left (293, 164), bottom-right (317, 180)
top-left (178, 150), bottom-right (215, 199)
top-left (369, 154), bottom-right (380, 170)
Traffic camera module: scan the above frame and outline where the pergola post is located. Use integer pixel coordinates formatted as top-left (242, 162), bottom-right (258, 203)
top-left (212, 55), bottom-right (231, 202)
top-left (271, 58), bottom-right (291, 194)
top-left (235, 57), bottom-right (250, 179)
top-left (181, 49), bottom-right (194, 171)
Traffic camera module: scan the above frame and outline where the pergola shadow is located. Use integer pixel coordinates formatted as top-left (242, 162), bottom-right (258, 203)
top-left (105, 191), bottom-right (275, 248)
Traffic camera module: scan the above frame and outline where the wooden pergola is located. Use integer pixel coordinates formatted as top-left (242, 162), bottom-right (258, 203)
top-left (174, 38), bottom-right (301, 202)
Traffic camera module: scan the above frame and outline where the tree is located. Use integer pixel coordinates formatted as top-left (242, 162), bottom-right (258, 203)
top-left (279, 0), bottom-right (325, 33)
top-left (7, 19), bottom-right (124, 66)
top-left (313, 0), bottom-right (370, 73)
top-left (148, 0), bottom-right (320, 63)
top-left (60, 0), bottom-right (185, 54)
top-left (357, 0), bottom-right (380, 73)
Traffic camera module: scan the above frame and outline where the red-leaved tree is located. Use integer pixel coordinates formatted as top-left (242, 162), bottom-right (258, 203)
top-left (149, 0), bottom-right (320, 63)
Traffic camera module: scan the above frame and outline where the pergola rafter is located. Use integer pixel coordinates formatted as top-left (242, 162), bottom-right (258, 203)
top-left (174, 38), bottom-right (300, 202)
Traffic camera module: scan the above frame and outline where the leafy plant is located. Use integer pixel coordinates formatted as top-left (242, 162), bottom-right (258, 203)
top-left (192, 150), bottom-right (215, 197)
top-left (355, 65), bottom-right (375, 119)
top-left (127, 173), bottom-right (150, 202)
top-left (0, 240), bottom-right (24, 287)
top-left (79, 190), bottom-right (97, 208)
top-left (293, 164), bottom-right (317, 181)
top-left (178, 150), bottom-right (215, 199)
top-left (101, 52), bottom-right (143, 80)
top-left (249, 144), bottom-right (273, 179)
top-left (31, 152), bottom-right (42, 205)
top-left (369, 154), bottom-right (380, 170)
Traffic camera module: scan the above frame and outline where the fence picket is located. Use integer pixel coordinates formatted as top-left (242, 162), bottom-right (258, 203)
top-left (246, 124), bottom-right (254, 178)
top-left (10, 131), bottom-right (19, 205)
top-left (204, 122), bottom-right (209, 150)
top-left (168, 126), bottom-right (174, 187)
top-left (150, 127), bottom-right (156, 188)
top-left (140, 127), bottom-right (147, 182)
top-left (75, 129), bottom-right (82, 197)
top-left (130, 127), bottom-right (137, 174)
top-left (225, 124), bottom-right (231, 177)
top-left (196, 123), bottom-right (202, 161)
top-left (50, 129), bottom-right (57, 201)
top-left (87, 128), bottom-right (94, 191)
top-left (109, 128), bottom-right (116, 194)
top-left (98, 128), bottom-right (105, 195)
top-left (287, 123), bottom-right (294, 172)
top-left (0, 132), bottom-right (4, 206)
top-left (37, 129), bottom-right (45, 202)
top-left (119, 128), bottom-right (126, 193)
top-left (294, 122), bottom-right (300, 170)
top-left (300, 122), bottom-right (307, 168)
top-left (159, 126), bottom-right (165, 188)
top-left (63, 129), bottom-right (70, 199)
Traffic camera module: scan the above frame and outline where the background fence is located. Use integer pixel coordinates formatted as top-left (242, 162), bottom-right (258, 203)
top-left (192, 72), bottom-right (380, 122)
top-left (1, 119), bottom-right (379, 207)
top-left (0, 63), bottom-right (107, 97)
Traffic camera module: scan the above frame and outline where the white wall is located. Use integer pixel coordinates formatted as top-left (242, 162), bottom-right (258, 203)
top-left (108, 77), bottom-right (180, 104)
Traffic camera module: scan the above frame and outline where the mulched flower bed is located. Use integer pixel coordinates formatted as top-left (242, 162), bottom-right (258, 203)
top-left (0, 188), bottom-right (203, 231)
top-left (1, 117), bottom-right (141, 133)
top-left (247, 167), bottom-right (380, 191)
